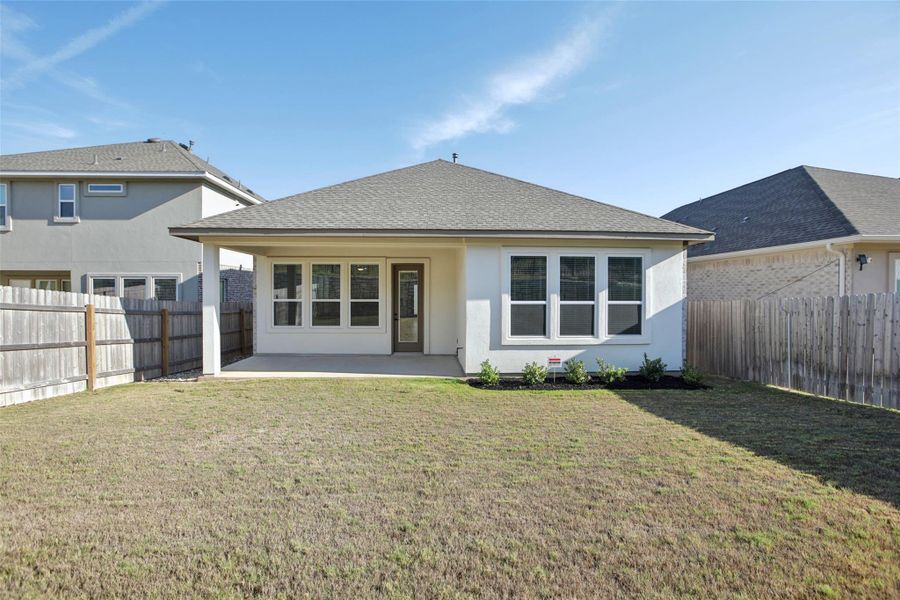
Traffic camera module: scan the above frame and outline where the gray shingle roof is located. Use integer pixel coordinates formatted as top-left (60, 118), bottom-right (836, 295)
top-left (171, 160), bottom-right (709, 239)
top-left (0, 139), bottom-right (263, 201)
top-left (662, 166), bottom-right (900, 257)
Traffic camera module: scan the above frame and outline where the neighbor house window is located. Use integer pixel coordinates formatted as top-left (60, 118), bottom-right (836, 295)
top-left (509, 256), bottom-right (547, 336)
top-left (350, 263), bottom-right (380, 327)
top-left (123, 277), bottom-right (147, 299)
top-left (220, 277), bottom-right (228, 303)
top-left (91, 277), bottom-right (117, 296)
top-left (559, 256), bottom-right (595, 336)
top-left (58, 184), bottom-right (77, 218)
top-left (0, 183), bottom-right (8, 229)
top-left (153, 277), bottom-right (177, 301)
top-left (61, 280), bottom-right (71, 292)
top-left (607, 257), bottom-right (643, 335)
top-left (36, 279), bottom-right (58, 291)
top-left (87, 183), bottom-right (124, 194)
top-left (311, 264), bottom-right (341, 326)
top-left (273, 264), bottom-right (302, 326)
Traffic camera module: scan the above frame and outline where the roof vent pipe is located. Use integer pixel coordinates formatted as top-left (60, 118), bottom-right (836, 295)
top-left (146, 137), bottom-right (161, 143)
top-left (825, 242), bottom-right (845, 296)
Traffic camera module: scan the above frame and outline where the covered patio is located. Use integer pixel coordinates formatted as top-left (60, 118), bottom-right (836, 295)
top-left (217, 353), bottom-right (464, 379)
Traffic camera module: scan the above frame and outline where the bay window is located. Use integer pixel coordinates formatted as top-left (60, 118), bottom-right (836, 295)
top-left (273, 264), bottom-right (302, 326)
top-left (510, 256), bottom-right (547, 337)
top-left (607, 257), bottom-right (643, 336)
top-left (311, 264), bottom-right (341, 326)
top-left (350, 264), bottom-right (380, 327)
top-left (559, 256), bottom-right (595, 336)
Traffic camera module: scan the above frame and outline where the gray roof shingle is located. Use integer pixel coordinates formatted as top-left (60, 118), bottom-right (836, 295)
top-left (0, 139), bottom-right (263, 201)
top-left (662, 166), bottom-right (900, 257)
top-left (171, 160), bottom-right (709, 239)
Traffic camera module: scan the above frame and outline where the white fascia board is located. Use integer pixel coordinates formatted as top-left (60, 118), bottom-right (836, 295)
top-left (686, 236), bottom-right (862, 262)
top-left (0, 170), bottom-right (262, 206)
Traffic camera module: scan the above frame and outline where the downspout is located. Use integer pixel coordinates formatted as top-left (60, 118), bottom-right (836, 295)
top-left (824, 243), bottom-right (845, 296)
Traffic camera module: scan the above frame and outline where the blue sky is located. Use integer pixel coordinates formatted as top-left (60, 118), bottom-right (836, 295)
top-left (1, 1), bottom-right (897, 216)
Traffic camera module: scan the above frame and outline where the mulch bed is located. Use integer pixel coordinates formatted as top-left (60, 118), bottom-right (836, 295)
top-left (467, 374), bottom-right (709, 391)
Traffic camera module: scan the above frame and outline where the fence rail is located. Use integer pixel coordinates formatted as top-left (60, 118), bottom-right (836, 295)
top-left (687, 293), bottom-right (900, 409)
top-left (0, 286), bottom-right (252, 407)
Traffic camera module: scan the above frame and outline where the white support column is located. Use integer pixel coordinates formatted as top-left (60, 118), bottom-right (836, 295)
top-left (202, 243), bottom-right (221, 375)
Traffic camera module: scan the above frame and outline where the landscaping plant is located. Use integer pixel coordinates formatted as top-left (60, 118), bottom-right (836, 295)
top-left (564, 359), bottom-right (590, 384)
top-left (478, 359), bottom-right (501, 386)
top-left (638, 353), bottom-right (667, 382)
top-left (522, 361), bottom-right (548, 386)
top-left (595, 358), bottom-right (627, 386)
top-left (681, 363), bottom-right (704, 386)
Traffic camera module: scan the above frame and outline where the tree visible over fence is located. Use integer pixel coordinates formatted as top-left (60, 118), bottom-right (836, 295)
top-left (687, 293), bottom-right (900, 409)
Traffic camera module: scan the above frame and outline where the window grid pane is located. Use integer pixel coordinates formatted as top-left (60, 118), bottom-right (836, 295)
top-left (154, 278), bottom-right (177, 301)
top-left (59, 201), bottom-right (75, 218)
top-left (92, 278), bottom-right (116, 296)
top-left (350, 301), bottom-right (379, 327)
top-left (350, 264), bottom-right (379, 300)
top-left (608, 304), bottom-right (642, 335)
top-left (511, 304), bottom-right (546, 337)
top-left (560, 304), bottom-right (594, 337)
top-left (312, 264), bottom-right (341, 300)
top-left (510, 256), bottom-right (546, 301)
top-left (312, 301), bottom-right (341, 326)
top-left (560, 256), bottom-right (595, 301)
top-left (609, 257), bottom-right (642, 302)
top-left (274, 302), bottom-right (302, 326)
top-left (273, 264), bottom-right (302, 300)
top-left (123, 278), bottom-right (146, 299)
top-left (59, 185), bottom-right (75, 201)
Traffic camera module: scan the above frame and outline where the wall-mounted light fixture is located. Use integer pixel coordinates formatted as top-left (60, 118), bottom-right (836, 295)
top-left (856, 254), bottom-right (871, 271)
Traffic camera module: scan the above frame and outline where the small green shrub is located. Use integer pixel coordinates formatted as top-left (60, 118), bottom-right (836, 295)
top-left (564, 359), bottom-right (590, 385)
top-left (478, 360), bottom-right (501, 386)
top-left (595, 358), bottom-right (627, 386)
top-left (638, 353), bottom-right (667, 382)
top-left (681, 364), bottom-right (704, 386)
top-left (522, 362), bottom-right (548, 386)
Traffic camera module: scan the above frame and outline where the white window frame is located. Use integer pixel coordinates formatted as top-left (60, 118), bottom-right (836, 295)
top-left (310, 262), bottom-right (343, 328)
top-left (506, 253), bottom-right (550, 341)
top-left (606, 254), bottom-right (646, 339)
top-left (0, 182), bottom-right (9, 231)
top-left (35, 279), bottom-right (59, 291)
top-left (349, 262), bottom-right (382, 329)
top-left (86, 182), bottom-right (126, 196)
top-left (890, 252), bottom-right (900, 294)
top-left (87, 273), bottom-right (182, 299)
top-left (272, 262), bottom-right (304, 328)
top-left (54, 183), bottom-right (79, 223)
top-left (501, 247), bottom-right (651, 346)
top-left (558, 254), bottom-right (597, 338)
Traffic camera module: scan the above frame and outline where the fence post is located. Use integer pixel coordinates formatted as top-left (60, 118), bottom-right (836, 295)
top-left (239, 308), bottom-right (247, 354)
top-left (161, 308), bottom-right (170, 376)
top-left (85, 303), bottom-right (96, 391)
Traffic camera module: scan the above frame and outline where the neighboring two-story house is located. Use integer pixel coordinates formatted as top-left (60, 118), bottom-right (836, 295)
top-left (663, 166), bottom-right (900, 300)
top-left (0, 139), bottom-right (264, 301)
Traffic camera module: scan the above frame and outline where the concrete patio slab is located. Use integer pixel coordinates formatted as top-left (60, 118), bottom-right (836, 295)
top-left (217, 354), bottom-right (464, 379)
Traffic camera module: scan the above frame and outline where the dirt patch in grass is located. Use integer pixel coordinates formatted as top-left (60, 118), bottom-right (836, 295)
top-left (1, 378), bottom-right (897, 598)
top-left (468, 374), bottom-right (707, 391)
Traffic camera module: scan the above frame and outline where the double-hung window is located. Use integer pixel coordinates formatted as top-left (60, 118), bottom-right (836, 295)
top-left (273, 264), bottom-right (303, 326)
top-left (0, 183), bottom-right (8, 229)
top-left (607, 257), bottom-right (643, 336)
top-left (311, 264), bottom-right (341, 326)
top-left (559, 256), bottom-right (595, 336)
top-left (350, 264), bottom-right (380, 327)
top-left (509, 256), bottom-right (547, 337)
top-left (58, 184), bottom-right (77, 219)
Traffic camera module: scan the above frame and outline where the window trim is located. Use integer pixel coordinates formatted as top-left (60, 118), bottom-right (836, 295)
top-left (54, 183), bottom-right (80, 223)
top-left (349, 262), bottom-right (382, 329)
top-left (85, 182), bottom-right (126, 196)
top-left (501, 247), bottom-right (652, 346)
top-left (606, 254), bottom-right (646, 338)
top-left (0, 182), bottom-right (9, 231)
top-left (272, 262), bottom-right (304, 328)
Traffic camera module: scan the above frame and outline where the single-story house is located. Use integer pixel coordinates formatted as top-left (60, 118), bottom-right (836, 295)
top-left (170, 160), bottom-right (712, 375)
top-left (663, 166), bottom-right (900, 300)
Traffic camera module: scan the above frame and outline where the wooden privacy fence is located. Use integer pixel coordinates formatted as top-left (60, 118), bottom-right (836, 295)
top-left (0, 286), bottom-right (253, 407)
top-left (687, 293), bottom-right (900, 409)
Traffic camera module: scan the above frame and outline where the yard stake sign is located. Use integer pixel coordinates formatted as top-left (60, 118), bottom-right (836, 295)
top-left (548, 356), bottom-right (562, 382)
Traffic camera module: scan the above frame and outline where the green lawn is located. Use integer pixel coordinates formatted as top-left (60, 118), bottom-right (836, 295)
top-left (1, 378), bottom-right (897, 598)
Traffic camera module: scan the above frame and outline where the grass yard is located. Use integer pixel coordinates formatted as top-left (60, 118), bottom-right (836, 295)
top-left (1, 378), bottom-right (898, 598)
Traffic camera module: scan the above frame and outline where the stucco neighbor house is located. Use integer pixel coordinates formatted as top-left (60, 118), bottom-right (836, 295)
top-left (0, 139), bottom-right (264, 301)
top-left (169, 160), bottom-right (713, 376)
top-left (663, 166), bottom-right (900, 301)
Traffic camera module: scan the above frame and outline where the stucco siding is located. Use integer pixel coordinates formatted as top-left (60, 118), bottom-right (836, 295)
top-left (686, 247), bottom-right (847, 300)
top-left (849, 243), bottom-right (900, 294)
top-left (200, 185), bottom-right (254, 269)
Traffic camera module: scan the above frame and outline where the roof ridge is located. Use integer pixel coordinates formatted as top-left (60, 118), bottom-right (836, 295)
top-left (799, 166), bottom-right (860, 236)
top-left (802, 164), bottom-right (900, 181)
top-left (444, 160), bottom-right (709, 235)
top-left (0, 139), bottom-right (175, 159)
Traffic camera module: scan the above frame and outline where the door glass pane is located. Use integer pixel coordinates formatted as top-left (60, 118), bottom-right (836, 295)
top-left (510, 256), bottom-right (546, 301)
top-left (398, 270), bottom-right (419, 343)
top-left (123, 278), bottom-right (146, 299)
top-left (92, 277), bottom-right (116, 296)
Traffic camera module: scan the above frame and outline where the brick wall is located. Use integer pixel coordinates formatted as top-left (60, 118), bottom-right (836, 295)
top-left (197, 267), bottom-right (254, 303)
top-left (687, 246), bottom-right (849, 300)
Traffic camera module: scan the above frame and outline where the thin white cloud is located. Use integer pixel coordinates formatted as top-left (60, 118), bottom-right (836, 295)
top-left (4, 1), bottom-right (164, 90)
top-left (410, 14), bottom-right (611, 151)
top-left (6, 121), bottom-right (78, 140)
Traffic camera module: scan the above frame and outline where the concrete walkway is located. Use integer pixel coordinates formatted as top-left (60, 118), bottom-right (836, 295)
top-left (218, 354), bottom-right (464, 379)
